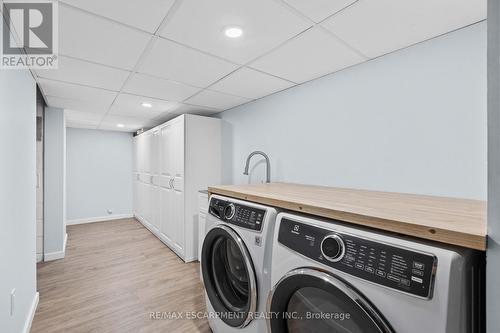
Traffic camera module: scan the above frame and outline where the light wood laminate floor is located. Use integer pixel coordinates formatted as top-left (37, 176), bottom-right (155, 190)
top-left (31, 218), bottom-right (210, 333)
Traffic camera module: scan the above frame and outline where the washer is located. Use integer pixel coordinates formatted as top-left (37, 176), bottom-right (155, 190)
top-left (267, 212), bottom-right (484, 333)
top-left (201, 194), bottom-right (278, 333)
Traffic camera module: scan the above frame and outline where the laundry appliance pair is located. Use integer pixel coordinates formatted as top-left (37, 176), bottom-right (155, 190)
top-left (200, 194), bottom-right (483, 333)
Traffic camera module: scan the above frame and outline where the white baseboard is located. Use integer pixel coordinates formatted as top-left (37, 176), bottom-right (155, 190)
top-left (44, 250), bottom-right (64, 261)
top-left (22, 292), bottom-right (39, 333)
top-left (66, 214), bottom-right (133, 225)
top-left (44, 233), bottom-right (67, 262)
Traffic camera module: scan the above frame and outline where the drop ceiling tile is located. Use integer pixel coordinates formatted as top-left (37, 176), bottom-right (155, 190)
top-left (60, 4), bottom-right (151, 69)
top-left (210, 67), bottom-right (294, 99)
top-left (35, 56), bottom-right (130, 91)
top-left (66, 121), bottom-right (99, 130)
top-left (61, 0), bottom-right (175, 33)
top-left (64, 109), bottom-right (102, 129)
top-left (39, 78), bottom-right (117, 108)
top-left (250, 27), bottom-right (365, 83)
top-left (64, 109), bottom-right (104, 122)
top-left (123, 73), bottom-right (200, 102)
top-left (283, 0), bottom-right (357, 23)
top-left (139, 38), bottom-right (238, 87)
top-left (160, 0), bottom-right (312, 64)
top-left (99, 114), bottom-right (154, 132)
top-left (185, 90), bottom-right (251, 110)
top-left (109, 93), bottom-right (180, 118)
top-left (98, 124), bottom-right (139, 132)
top-left (46, 96), bottom-right (110, 114)
top-left (321, 0), bottom-right (486, 58)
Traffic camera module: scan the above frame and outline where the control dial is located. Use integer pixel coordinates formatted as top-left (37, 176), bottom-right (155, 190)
top-left (224, 203), bottom-right (236, 220)
top-left (321, 234), bottom-right (345, 262)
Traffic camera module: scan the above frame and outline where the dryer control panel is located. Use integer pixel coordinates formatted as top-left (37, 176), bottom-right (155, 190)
top-left (278, 218), bottom-right (437, 299)
top-left (209, 197), bottom-right (265, 232)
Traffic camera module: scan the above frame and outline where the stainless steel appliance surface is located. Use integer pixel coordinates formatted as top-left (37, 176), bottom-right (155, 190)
top-left (201, 194), bottom-right (278, 333)
top-left (267, 212), bottom-right (485, 333)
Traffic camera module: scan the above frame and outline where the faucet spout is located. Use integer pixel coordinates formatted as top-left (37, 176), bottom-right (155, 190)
top-left (243, 151), bottom-right (271, 183)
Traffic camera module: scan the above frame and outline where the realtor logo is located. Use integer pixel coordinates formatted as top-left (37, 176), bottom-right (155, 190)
top-left (1, 0), bottom-right (58, 69)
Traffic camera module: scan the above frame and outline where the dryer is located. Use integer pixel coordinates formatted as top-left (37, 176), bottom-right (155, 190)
top-left (267, 212), bottom-right (484, 333)
top-left (201, 194), bottom-right (277, 332)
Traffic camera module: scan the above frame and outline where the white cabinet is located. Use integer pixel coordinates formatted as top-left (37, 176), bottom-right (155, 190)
top-left (134, 130), bottom-right (161, 233)
top-left (149, 130), bottom-right (161, 232)
top-left (133, 114), bottom-right (221, 262)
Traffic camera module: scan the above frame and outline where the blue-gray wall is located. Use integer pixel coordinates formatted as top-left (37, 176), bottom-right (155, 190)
top-left (487, 0), bottom-right (500, 331)
top-left (66, 128), bottom-right (133, 222)
top-left (0, 68), bottom-right (37, 331)
top-left (219, 22), bottom-right (487, 200)
top-left (44, 107), bottom-right (67, 257)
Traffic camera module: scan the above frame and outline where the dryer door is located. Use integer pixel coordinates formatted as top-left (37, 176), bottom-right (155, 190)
top-left (267, 268), bottom-right (394, 333)
top-left (201, 224), bottom-right (257, 328)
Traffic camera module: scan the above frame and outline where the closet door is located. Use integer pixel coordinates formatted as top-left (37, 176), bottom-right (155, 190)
top-left (136, 135), bottom-right (145, 219)
top-left (143, 133), bottom-right (152, 226)
top-left (150, 130), bottom-right (161, 232)
top-left (132, 137), bottom-right (139, 216)
top-left (170, 118), bottom-right (185, 253)
top-left (137, 133), bottom-right (144, 173)
top-left (159, 124), bottom-right (174, 242)
top-left (137, 176), bottom-right (144, 219)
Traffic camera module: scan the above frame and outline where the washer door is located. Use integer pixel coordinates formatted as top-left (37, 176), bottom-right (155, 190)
top-left (201, 225), bottom-right (257, 328)
top-left (267, 268), bottom-right (394, 333)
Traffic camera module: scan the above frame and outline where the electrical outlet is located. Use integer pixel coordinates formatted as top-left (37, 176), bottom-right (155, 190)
top-left (10, 288), bottom-right (15, 316)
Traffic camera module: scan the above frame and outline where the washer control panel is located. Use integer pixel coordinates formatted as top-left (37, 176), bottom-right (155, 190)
top-left (278, 218), bottom-right (437, 298)
top-left (209, 197), bottom-right (265, 232)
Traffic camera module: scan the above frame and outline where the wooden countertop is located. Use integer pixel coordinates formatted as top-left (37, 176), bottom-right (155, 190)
top-left (208, 183), bottom-right (487, 251)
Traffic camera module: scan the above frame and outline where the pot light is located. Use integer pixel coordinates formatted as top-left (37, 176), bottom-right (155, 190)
top-left (141, 102), bottom-right (152, 108)
top-left (117, 123), bottom-right (125, 128)
top-left (224, 26), bottom-right (243, 38)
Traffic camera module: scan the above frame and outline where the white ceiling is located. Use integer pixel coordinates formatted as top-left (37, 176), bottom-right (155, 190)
top-left (35, 0), bottom-right (486, 132)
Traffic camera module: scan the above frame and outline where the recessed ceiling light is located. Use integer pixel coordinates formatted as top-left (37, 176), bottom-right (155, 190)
top-left (141, 102), bottom-right (153, 108)
top-left (117, 123), bottom-right (125, 128)
top-left (224, 26), bottom-right (243, 38)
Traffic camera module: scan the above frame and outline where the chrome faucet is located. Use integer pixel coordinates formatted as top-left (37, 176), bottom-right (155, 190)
top-left (243, 151), bottom-right (271, 183)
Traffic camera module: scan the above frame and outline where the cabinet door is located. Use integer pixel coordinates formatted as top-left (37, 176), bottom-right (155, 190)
top-left (151, 131), bottom-right (161, 231)
top-left (144, 133), bottom-right (152, 174)
top-left (144, 181), bottom-right (152, 226)
top-left (171, 188), bottom-right (184, 252)
top-left (151, 130), bottom-right (160, 175)
top-left (160, 186), bottom-right (173, 241)
top-left (158, 118), bottom-right (186, 255)
top-left (137, 135), bottom-right (144, 173)
top-left (159, 125), bottom-right (173, 241)
top-left (133, 174), bottom-right (140, 216)
top-left (170, 119), bottom-right (185, 252)
top-left (160, 125), bottom-right (172, 178)
top-left (151, 185), bottom-right (160, 231)
top-left (132, 137), bottom-right (138, 173)
top-left (172, 119), bottom-right (184, 179)
top-left (137, 179), bottom-right (144, 219)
